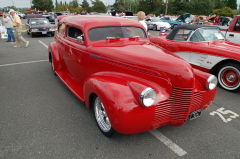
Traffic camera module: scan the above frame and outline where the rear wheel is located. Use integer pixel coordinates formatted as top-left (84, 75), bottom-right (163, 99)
top-left (217, 63), bottom-right (240, 91)
top-left (50, 55), bottom-right (57, 76)
top-left (153, 25), bottom-right (157, 31)
top-left (92, 95), bottom-right (115, 137)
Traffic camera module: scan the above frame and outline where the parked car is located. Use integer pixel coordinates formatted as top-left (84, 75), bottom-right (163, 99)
top-left (145, 18), bottom-right (171, 31)
top-left (26, 18), bottom-right (55, 37)
top-left (16, 11), bottom-right (25, 19)
top-left (150, 24), bottom-right (240, 92)
top-left (48, 16), bottom-right (217, 137)
top-left (161, 13), bottom-right (191, 28)
top-left (121, 16), bottom-right (138, 21)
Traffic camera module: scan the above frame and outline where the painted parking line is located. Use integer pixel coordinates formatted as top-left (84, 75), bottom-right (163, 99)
top-left (38, 40), bottom-right (48, 48)
top-left (149, 130), bottom-right (187, 156)
top-left (0, 60), bottom-right (48, 67)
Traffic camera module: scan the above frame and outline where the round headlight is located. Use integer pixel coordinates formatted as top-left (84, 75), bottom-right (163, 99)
top-left (140, 88), bottom-right (157, 107)
top-left (207, 75), bottom-right (218, 90)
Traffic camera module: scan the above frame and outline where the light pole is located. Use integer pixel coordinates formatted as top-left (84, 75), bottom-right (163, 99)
top-left (165, 0), bottom-right (168, 15)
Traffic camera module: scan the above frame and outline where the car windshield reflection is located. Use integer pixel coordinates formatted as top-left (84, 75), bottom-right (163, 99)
top-left (31, 19), bottom-right (50, 25)
top-left (190, 28), bottom-right (225, 42)
top-left (88, 26), bottom-right (147, 41)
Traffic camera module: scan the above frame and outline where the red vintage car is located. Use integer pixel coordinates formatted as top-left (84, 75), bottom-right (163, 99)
top-left (150, 25), bottom-right (240, 92)
top-left (48, 16), bottom-right (217, 137)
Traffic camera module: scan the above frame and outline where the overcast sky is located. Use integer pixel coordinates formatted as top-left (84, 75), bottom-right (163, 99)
top-left (0, 0), bottom-right (115, 8)
top-left (0, 0), bottom-right (239, 9)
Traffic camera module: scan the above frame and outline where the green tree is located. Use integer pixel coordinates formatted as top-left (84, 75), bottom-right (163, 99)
top-left (190, 0), bottom-right (214, 15)
top-left (69, 0), bottom-right (79, 9)
top-left (90, 0), bottom-right (106, 13)
top-left (212, 7), bottom-right (234, 17)
top-left (226, 0), bottom-right (237, 9)
top-left (55, 0), bottom-right (59, 11)
top-left (81, 0), bottom-right (90, 8)
top-left (213, 0), bottom-right (226, 9)
top-left (138, 0), bottom-right (155, 15)
top-left (112, 0), bottom-right (125, 12)
top-left (31, 0), bottom-right (54, 12)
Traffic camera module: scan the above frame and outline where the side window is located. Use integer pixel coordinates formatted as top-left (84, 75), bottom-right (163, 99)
top-left (67, 26), bottom-right (84, 41)
top-left (58, 23), bottom-right (65, 35)
top-left (173, 29), bottom-right (192, 41)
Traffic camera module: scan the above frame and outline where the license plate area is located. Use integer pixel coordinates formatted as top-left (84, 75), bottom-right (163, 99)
top-left (42, 31), bottom-right (47, 34)
top-left (189, 109), bottom-right (202, 120)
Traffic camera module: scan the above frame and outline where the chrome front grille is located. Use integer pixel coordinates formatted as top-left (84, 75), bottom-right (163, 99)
top-left (154, 87), bottom-right (194, 126)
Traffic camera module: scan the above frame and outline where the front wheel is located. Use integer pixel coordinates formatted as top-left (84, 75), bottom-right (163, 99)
top-left (92, 95), bottom-right (115, 137)
top-left (217, 63), bottom-right (240, 91)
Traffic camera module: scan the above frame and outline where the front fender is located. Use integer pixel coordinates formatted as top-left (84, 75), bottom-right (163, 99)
top-left (83, 73), bottom-right (172, 134)
top-left (48, 41), bottom-right (65, 71)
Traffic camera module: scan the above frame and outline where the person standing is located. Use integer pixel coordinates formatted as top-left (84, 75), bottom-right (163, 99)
top-left (2, 13), bottom-right (16, 42)
top-left (137, 11), bottom-right (147, 31)
top-left (9, 9), bottom-right (29, 48)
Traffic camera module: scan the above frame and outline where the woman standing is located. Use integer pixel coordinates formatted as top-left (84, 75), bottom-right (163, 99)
top-left (137, 11), bottom-right (147, 31)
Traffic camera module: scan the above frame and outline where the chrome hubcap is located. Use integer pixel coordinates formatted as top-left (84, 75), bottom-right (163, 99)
top-left (94, 97), bottom-right (111, 132)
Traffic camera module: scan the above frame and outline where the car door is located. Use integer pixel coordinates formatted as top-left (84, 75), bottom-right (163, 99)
top-left (224, 17), bottom-right (240, 43)
top-left (63, 25), bottom-right (88, 84)
top-left (166, 29), bottom-right (193, 62)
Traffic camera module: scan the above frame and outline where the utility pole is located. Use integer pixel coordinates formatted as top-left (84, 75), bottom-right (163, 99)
top-left (165, 0), bottom-right (168, 15)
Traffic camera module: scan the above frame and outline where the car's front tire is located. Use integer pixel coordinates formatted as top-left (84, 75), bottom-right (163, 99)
top-left (92, 95), bottom-right (115, 137)
top-left (217, 63), bottom-right (240, 91)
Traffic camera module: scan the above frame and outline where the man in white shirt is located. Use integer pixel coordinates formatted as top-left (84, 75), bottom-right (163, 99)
top-left (2, 13), bottom-right (16, 42)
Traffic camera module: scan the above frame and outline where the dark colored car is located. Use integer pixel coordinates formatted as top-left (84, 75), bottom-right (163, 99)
top-left (26, 18), bottom-right (56, 37)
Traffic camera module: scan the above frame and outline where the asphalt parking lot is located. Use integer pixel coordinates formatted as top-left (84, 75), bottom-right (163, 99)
top-left (0, 21), bottom-right (240, 159)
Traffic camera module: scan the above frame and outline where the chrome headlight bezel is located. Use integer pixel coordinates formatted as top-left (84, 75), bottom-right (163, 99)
top-left (49, 28), bottom-right (55, 31)
top-left (140, 88), bottom-right (157, 107)
top-left (207, 75), bottom-right (218, 90)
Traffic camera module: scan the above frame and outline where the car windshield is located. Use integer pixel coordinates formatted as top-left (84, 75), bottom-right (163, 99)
top-left (31, 19), bottom-right (49, 25)
top-left (88, 26), bottom-right (147, 41)
top-left (190, 28), bottom-right (225, 42)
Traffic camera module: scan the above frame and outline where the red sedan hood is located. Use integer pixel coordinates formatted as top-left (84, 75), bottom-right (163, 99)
top-left (90, 40), bottom-right (195, 88)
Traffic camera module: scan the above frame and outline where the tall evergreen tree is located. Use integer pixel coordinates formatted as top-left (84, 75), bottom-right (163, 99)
top-left (190, 0), bottom-right (214, 15)
top-left (69, 0), bottom-right (79, 8)
top-left (90, 0), bottom-right (106, 13)
top-left (55, 0), bottom-right (59, 11)
top-left (81, 0), bottom-right (90, 8)
top-left (226, 0), bottom-right (237, 9)
top-left (213, 0), bottom-right (226, 9)
top-left (32, 0), bottom-right (54, 11)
